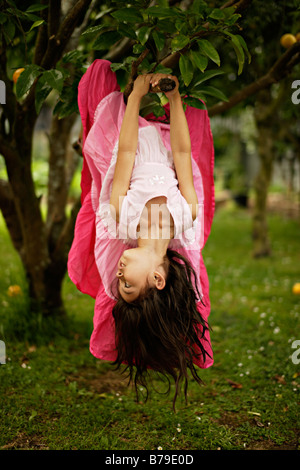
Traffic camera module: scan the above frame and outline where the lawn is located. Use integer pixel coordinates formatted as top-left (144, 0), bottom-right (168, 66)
top-left (0, 203), bottom-right (299, 451)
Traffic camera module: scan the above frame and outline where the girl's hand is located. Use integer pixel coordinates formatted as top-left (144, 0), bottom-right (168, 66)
top-left (150, 73), bottom-right (179, 99)
top-left (131, 74), bottom-right (153, 100)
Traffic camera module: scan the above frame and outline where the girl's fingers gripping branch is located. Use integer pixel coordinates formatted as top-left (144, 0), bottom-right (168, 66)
top-left (132, 74), bottom-right (153, 99)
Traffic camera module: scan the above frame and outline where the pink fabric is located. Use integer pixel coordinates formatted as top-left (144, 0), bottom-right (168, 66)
top-left (68, 59), bottom-right (215, 368)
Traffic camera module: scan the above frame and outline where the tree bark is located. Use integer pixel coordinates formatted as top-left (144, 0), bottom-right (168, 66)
top-left (252, 123), bottom-right (274, 257)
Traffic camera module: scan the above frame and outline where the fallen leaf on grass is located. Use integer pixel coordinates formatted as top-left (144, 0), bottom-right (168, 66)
top-left (274, 375), bottom-right (286, 385)
top-left (225, 378), bottom-right (243, 389)
top-left (253, 416), bottom-right (264, 427)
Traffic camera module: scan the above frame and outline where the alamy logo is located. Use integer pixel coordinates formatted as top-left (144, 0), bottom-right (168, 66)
top-left (0, 80), bottom-right (6, 104)
top-left (0, 340), bottom-right (6, 364)
top-left (291, 80), bottom-right (300, 105)
top-left (291, 340), bottom-right (300, 365)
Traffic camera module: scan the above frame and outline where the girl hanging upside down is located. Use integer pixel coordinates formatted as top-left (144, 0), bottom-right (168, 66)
top-left (68, 60), bottom-right (215, 408)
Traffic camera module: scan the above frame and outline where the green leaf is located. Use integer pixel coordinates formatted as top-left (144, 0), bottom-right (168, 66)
top-left (193, 86), bottom-right (228, 102)
top-left (3, 19), bottom-right (15, 42)
top-left (42, 69), bottom-right (64, 93)
top-left (110, 56), bottom-right (136, 73)
top-left (171, 34), bottom-right (190, 52)
top-left (179, 54), bottom-right (194, 87)
top-left (118, 23), bottom-right (137, 40)
top-left (111, 7), bottom-right (143, 23)
top-left (27, 20), bottom-right (45, 33)
top-left (145, 6), bottom-right (182, 18)
top-left (35, 79), bottom-right (52, 114)
top-left (53, 83), bottom-right (79, 119)
top-left (26, 4), bottom-right (48, 12)
top-left (197, 39), bottom-right (220, 66)
top-left (208, 8), bottom-right (225, 20)
top-left (133, 43), bottom-right (145, 54)
top-left (175, 17), bottom-right (187, 33)
top-left (62, 50), bottom-right (85, 64)
top-left (152, 30), bottom-right (165, 52)
top-left (224, 13), bottom-right (241, 26)
top-left (188, 90), bottom-right (206, 101)
top-left (222, 31), bottom-right (245, 74)
top-left (136, 26), bottom-right (152, 45)
top-left (184, 97), bottom-right (206, 109)
top-left (153, 104), bottom-right (166, 117)
top-left (6, 7), bottom-right (26, 19)
top-left (190, 0), bottom-right (207, 14)
top-left (16, 64), bottom-right (42, 100)
top-left (222, 6), bottom-right (236, 18)
top-left (152, 64), bottom-right (172, 75)
top-left (191, 69), bottom-right (224, 87)
top-left (95, 8), bottom-right (113, 20)
top-left (236, 34), bottom-right (251, 63)
top-left (110, 62), bottom-right (128, 72)
top-left (82, 24), bottom-right (106, 36)
top-left (156, 19), bottom-right (177, 34)
top-left (93, 31), bottom-right (122, 50)
top-left (189, 50), bottom-right (208, 72)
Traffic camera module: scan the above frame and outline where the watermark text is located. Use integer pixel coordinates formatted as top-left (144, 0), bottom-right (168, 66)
top-left (0, 340), bottom-right (6, 364)
top-left (291, 80), bottom-right (300, 104)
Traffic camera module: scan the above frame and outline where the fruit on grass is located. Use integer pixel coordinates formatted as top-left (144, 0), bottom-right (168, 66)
top-left (292, 283), bottom-right (300, 295)
top-left (12, 68), bottom-right (25, 84)
top-left (7, 285), bottom-right (22, 296)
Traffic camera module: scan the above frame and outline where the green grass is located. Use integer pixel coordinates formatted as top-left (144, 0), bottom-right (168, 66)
top-left (0, 205), bottom-right (299, 450)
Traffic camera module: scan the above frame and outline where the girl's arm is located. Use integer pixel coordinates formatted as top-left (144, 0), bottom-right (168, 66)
top-left (110, 75), bottom-right (152, 221)
top-left (150, 75), bottom-right (198, 220)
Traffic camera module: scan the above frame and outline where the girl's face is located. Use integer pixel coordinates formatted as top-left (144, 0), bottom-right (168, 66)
top-left (116, 248), bottom-right (160, 302)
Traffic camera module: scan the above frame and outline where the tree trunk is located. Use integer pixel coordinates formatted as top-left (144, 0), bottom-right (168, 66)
top-left (0, 0), bottom-right (92, 320)
top-left (252, 90), bottom-right (276, 258)
top-left (252, 125), bottom-right (274, 257)
top-left (4, 106), bottom-right (52, 309)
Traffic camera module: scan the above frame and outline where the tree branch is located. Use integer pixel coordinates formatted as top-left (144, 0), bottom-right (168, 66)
top-left (46, 113), bottom-right (77, 244)
top-left (207, 41), bottom-right (300, 117)
top-left (24, 0), bottom-right (93, 110)
top-left (123, 49), bottom-right (150, 102)
top-left (40, 0), bottom-right (93, 70)
top-left (34, 0), bottom-right (50, 65)
top-left (48, 0), bottom-right (62, 37)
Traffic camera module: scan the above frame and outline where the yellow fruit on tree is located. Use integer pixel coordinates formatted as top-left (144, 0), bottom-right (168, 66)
top-left (280, 34), bottom-right (297, 48)
top-left (12, 68), bottom-right (25, 84)
top-left (296, 32), bottom-right (300, 41)
top-left (292, 283), bottom-right (300, 295)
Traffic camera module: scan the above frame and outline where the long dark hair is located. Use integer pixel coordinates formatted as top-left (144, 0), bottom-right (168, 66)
top-left (111, 249), bottom-right (211, 409)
